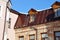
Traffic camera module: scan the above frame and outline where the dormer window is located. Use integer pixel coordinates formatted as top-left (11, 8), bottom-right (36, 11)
top-left (55, 8), bottom-right (60, 17)
top-left (29, 15), bottom-right (35, 23)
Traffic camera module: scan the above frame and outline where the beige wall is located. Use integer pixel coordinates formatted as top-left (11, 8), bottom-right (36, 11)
top-left (7, 12), bottom-right (18, 40)
top-left (15, 20), bottom-right (60, 40)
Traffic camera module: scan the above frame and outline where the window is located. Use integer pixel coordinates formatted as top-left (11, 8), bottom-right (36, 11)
top-left (29, 34), bottom-right (35, 40)
top-left (8, 18), bottom-right (11, 28)
top-left (54, 32), bottom-right (60, 40)
top-left (55, 8), bottom-right (60, 17)
top-left (30, 15), bottom-right (35, 23)
top-left (41, 33), bottom-right (48, 40)
top-left (19, 36), bottom-right (24, 40)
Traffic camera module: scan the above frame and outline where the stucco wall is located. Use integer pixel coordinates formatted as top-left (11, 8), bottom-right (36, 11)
top-left (7, 12), bottom-right (18, 40)
top-left (0, 1), bottom-right (7, 40)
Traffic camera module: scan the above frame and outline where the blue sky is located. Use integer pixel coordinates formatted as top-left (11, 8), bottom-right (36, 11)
top-left (11, 0), bottom-right (60, 14)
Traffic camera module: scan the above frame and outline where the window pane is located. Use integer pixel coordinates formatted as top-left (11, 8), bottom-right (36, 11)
top-left (45, 38), bottom-right (48, 40)
top-left (55, 8), bottom-right (60, 17)
top-left (55, 12), bottom-right (58, 17)
top-left (42, 33), bottom-right (48, 40)
top-left (56, 37), bottom-right (59, 40)
top-left (55, 32), bottom-right (60, 36)
top-left (42, 38), bottom-right (48, 40)
top-left (20, 38), bottom-right (24, 40)
top-left (42, 34), bottom-right (48, 38)
top-left (29, 35), bottom-right (35, 40)
top-left (30, 15), bottom-right (35, 22)
top-left (19, 36), bottom-right (24, 40)
top-left (57, 8), bottom-right (60, 16)
top-left (55, 32), bottom-right (60, 40)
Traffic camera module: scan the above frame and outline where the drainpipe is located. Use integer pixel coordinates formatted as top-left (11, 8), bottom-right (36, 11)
top-left (2, 1), bottom-right (9, 40)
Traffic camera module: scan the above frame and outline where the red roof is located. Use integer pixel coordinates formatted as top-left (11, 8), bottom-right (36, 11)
top-left (14, 8), bottom-right (57, 29)
top-left (13, 1), bottom-right (60, 29)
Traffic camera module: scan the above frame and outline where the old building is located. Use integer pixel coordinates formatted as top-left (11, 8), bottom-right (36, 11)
top-left (6, 9), bottom-right (21, 40)
top-left (14, 1), bottom-right (60, 40)
top-left (0, 0), bottom-right (11, 40)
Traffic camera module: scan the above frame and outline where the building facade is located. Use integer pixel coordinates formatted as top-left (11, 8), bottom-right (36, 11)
top-left (0, 0), bottom-right (20, 40)
top-left (0, 0), bottom-right (10, 40)
top-left (6, 9), bottom-right (20, 40)
top-left (14, 1), bottom-right (60, 40)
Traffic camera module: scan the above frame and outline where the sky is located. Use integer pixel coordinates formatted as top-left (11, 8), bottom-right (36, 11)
top-left (11, 0), bottom-right (60, 14)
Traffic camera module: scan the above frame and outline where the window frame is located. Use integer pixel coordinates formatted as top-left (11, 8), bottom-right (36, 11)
top-left (19, 36), bottom-right (24, 40)
top-left (55, 8), bottom-right (60, 17)
top-left (29, 34), bottom-right (35, 40)
top-left (30, 15), bottom-right (36, 23)
top-left (54, 31), bottom-right (60, 40)
top-left (41, 33), bottom-right (48, 40)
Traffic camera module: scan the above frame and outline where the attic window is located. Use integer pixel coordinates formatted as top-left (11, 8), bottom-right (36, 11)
top-left (30, 15), bottom-right (35, 23)
top-left (55, 8), bottom-right (60, 17)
